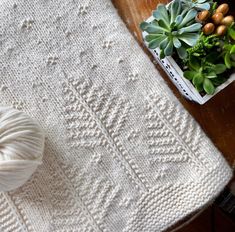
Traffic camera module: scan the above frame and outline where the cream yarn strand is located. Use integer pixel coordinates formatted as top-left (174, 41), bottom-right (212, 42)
top-left (0, 107), bottom-right (45, 192)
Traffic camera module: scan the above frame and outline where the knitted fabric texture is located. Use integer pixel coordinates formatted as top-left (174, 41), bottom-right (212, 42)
top-left (0, 0), bottom-right (232, 231)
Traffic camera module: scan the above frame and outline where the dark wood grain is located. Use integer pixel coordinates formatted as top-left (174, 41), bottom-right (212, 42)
top-left (112, 0), bottom-right (235, 167)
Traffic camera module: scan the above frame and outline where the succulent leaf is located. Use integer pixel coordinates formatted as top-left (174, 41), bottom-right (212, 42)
top-left (177, 33), bottom-right (200, 46)
top-left (140, 22), bottom-right (149, 31)
top-left (145, 24), bottom-right (168, 34)
top-left (173, 37), bottom-right (181, 48)
top-left (160, 49), bottom-right (165, 59)
top-left (153, 4), bottom-right (170, 25)
top-left (177, 46), bottom-right (188, 59)
top-left (159, 37), bottom-right (169, 50)
top-left (214, 64), bottom-right (227, 74)
top-left (193, 73), bottom-right (204, 86)
top-left (175, 15), bottom-right (183, 27)
top-left (206, 72), bottom-right (217, 79)
top-left (169, 0), bottom-right (181, 24)
top-left (184, 70), bottom-right (197, 80)
top-left (225, 52), bottom-right (232, 68)
top-left (164, 41), bottom-right (174, 56)
top-left (178, 23), bottom-right (202, 34)
top-left (228, 27), bottom-right (235, 40)
top-left (158, 19), bottom-right (171, 31)
top-left (179, 9), bottom-right (197, 28)
top-left (203, 78), bottom-right (215, 94)
top-left (230, 45), bottom-right (235, 54)
top-left (145, 34), bottom-right (161, 42)
top-left (195, 3), bottom-right (210, 10)
top-left (148, 36), bottom-right (166, 49)
top-left (152, 20), bottom-right (159, 26)
top-left (181, 0), bottom-right (212, 11)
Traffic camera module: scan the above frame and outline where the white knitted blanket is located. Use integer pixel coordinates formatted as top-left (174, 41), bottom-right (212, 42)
top-left (0, 0), bottom-right (232, 231)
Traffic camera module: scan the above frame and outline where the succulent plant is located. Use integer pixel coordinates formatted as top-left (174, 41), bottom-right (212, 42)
top-left (187, 33), bottom-right (220, 57)
top-left (181, 0), bottom-right (212, 11)
top-left (223, 44), bottom-right (235, 69)
top-left (227, 23), bottom-right (235, 40)
top-left (220, 23), bottom-right (235, 69)
top-left (140, 0), bottom-right (202, 59)
top-left (184, 34), bottom-right (228, 95)
top-left (184, 56), bottom-right (227, 94)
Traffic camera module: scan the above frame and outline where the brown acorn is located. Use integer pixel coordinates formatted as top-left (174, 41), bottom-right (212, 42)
top-left (197, 10), bottom-right (210, 23)
top-left (221, 15), bottom-right (234, 26)
top-left (203, 23), bottom-right (215, 35)
top-left (216, 25), bottom-right (227, 36)
top-left (212, 12), bottom-right (224, 25)
top-left (216, 3), bottom-right (229, 16)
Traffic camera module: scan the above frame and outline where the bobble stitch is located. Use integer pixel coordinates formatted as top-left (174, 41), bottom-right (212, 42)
top-left (102, 40), bottom-right (115, 49)
top-left (91, 64), bottom-right (98, 70)
top-left (92, 25), bottom-right (98, 30)
top-left (118, 58), bottom-right (124, 63)
top-left (65, 31), bottom-right (71, 37)
top-left (78, 5), bottom-right (88, 15)
top-left (42, 97), bottom-right (48, 103)
top-left (47, 56), bottom-right (59, 65)
top-left (12, 100), bottom-right (24, 110)
top-left (21, 19), bottom-right (34, 30)
top-left (128, 72), bottom-right (138, 82)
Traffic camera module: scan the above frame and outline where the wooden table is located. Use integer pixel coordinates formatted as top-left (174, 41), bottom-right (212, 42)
top-left (112, 0), bottom-right (235, 231)
top-left (112, 0), bottom-right (235, 167)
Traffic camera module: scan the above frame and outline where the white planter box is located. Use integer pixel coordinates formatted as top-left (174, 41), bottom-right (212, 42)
top-left (143, 16), bottom-right (235, 104)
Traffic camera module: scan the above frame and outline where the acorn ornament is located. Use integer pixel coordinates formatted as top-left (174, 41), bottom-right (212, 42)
top-left (221, 16), bottom-right (234, 26)
top-left (203, 23), bottom-right (215, 35)
top-left (215, 3), bottom-right (229, 15)
top-left (198, 3), bottom-right (234, 36)
top-left (212, 12), bottom-right (224, 25)
top-left (216, 25), bottom-right (227, 36)
top-left (196, 10), bottom-right (210, 23)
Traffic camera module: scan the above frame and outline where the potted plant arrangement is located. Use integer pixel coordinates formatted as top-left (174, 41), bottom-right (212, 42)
top-left (140, 0), bottom-right (235, 104)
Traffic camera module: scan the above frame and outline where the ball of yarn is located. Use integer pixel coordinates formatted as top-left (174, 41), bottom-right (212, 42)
top-left (0, 107), bottom-right (45, 192)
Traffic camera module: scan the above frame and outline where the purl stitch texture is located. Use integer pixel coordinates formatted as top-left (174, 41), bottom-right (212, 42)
top-left (0, 0), bottom-right (232, 231)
